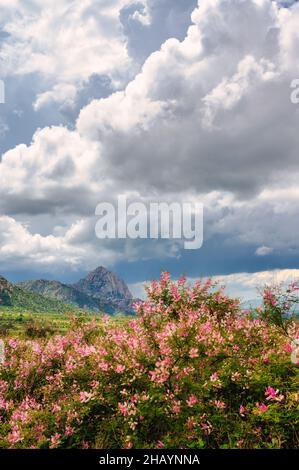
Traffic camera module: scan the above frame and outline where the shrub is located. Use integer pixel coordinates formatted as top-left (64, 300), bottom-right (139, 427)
top-left (24, 318), bottom-right (56, 339)
top-left (0, 273), bottom-right (298, 449)
top-left (0, 320), bottom-right (14, 337)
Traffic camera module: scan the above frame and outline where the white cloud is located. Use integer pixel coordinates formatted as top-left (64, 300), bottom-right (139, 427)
top-left (0, 215), bottom-right (132, 274)
top-left (1, 0), bottom-right (299, 277)
top-left (76, 0), bottom-right (299, 197)
top-left (255, 246), bottom-right (274, 256)
top-left (130, 268), bottom-right (299, 302)
top-left (0, 126), bottom-right (102, 215)
top-left (0, 212), bottom-right (185, 276)
top-left (206, 185), bottom-right (299, 252)
top-left (202, 55), bottom-right (277, 128)
top-left (210, 269), bottom-right (299, 301)
top-left (33, 84), bottom-right (78, 111)
top-left (0, 0), bottom-right (139, 108)
top-left (0, 215), bottom-right (85, 271)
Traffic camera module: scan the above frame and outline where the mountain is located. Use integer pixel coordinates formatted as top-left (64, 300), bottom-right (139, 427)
top-left (0, 276), bottom-right (13, 306)
top-left (0, 276), bottom-right (75, 313)
top-left (17, 280), bottom-right (100, 311)
top-left (72, 266), bottom-right (134, 314)
top-left (17, 266), bottom-right (135, 315)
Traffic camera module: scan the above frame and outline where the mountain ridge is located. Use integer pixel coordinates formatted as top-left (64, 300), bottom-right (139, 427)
top-left (16, 266), bottom-right (135, 315)
top-left (17, 279), bottom-right (100, 311)
top-left (0, 275), bottom-right (76, 313)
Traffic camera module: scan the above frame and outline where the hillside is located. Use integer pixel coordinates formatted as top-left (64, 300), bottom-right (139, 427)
top-left (18, 280), bottom-right (100, 311)
top-left (17, 266), bottom-right (135, 315)
top-left (0, 276), bottom-right (77, 313)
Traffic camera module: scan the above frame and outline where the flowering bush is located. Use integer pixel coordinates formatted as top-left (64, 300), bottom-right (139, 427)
top-left (0, 273), bottom-right (298, 449)
top-left (260, 281), bottom-right (298, 328)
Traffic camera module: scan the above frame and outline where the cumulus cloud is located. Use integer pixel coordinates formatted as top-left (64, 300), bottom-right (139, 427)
top-left (120, 0), bottom-right (197, 62)
top-left (130, 268), bottom-right (299, 301)
top-left (0, 214), bottom-right (121, 274)
top-left (33, 84), bottom-right (78, 112)
top-left (210, 268), bottom-right (299, 301)
top-left (77, 0), bottom-right (299, 197)
top-left (206, 184), bottom-right (299, 253)
top-left (1, 0), bottom-right (299, 279)
top-left (0, 212), bottom-right (186, 277)
top-left (0, 0), bottom-right (140, 110)
top-left (0, 215), bottom-right (85, 272)
top-left (0, 126), bottom-right (103, 215)
top-left (1, 1), bottom-right (132, 80)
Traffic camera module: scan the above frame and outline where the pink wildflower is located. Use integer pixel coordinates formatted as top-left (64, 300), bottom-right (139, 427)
top-left (172, 400), bottom-right (181, 414)
top-left (210, 373), bottom-right (219, 382)
top-left (255, 403), bottom-right (268, 414)
top-left (265, 386), bottom-right (284, 402)
top-left (200, 421), bottom-right (212, 435)
top-left (79, 391), bottom-right (94, 403)
top-left (50, 433), bottom-right (61, 449)
top-left (215, 400), bottom-right (226, 409)
top-left (189, 348), bottom-right (199, 358)
top-left (8, 425), bottom-right (23, 445)
top-left (186, 395), bottom-right (198, 408)
top-left (118, 403), bottom-right (129, 416)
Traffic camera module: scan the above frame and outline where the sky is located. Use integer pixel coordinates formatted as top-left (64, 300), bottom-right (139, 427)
top-left (1, 0), bottom-right (299, 301)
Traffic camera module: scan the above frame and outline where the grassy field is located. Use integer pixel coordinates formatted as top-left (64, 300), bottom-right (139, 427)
top-left (0, 306), bottom-right (132, 338)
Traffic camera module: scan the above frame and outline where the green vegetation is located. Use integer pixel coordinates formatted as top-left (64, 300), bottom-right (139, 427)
top-left (0, 274), bottom-right (298, 449)
top-left (10, 286), bottom-right (78, 313)
top-left (0, 274), bottom-right (132, 338)
top-left (0, 308), bottom-right (78, 337)
top-left (1, 275), bottom-right (78, 314)
top-left (0, 306), bottom-right (131, 338)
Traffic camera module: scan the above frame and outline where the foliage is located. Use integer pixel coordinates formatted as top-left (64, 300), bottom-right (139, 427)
top-left (10, 286), bottom-right (78, 314)
top-left (0, 273), bottom-right (298, 449)
top-left (1, 275), bottom-right (86, 315)
top-left (24, 319), bottom-right (56, 339)
top-left (258, 282), bottom-right (299, 335)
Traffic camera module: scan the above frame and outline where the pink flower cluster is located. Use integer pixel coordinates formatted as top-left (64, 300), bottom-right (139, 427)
top-left (0, 273), bottom-right (298, 449)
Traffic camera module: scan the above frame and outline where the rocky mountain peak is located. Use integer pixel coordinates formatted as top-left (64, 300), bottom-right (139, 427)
top-left (0, 276), bottom-right (13, 306)
top-left (3, 267), bottom-right (135, 315)
top-left (73, 266), bottom-right (133, 302)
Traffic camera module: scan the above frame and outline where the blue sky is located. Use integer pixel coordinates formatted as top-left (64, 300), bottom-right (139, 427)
top-left (1, 0), bottom-right (299, 300)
